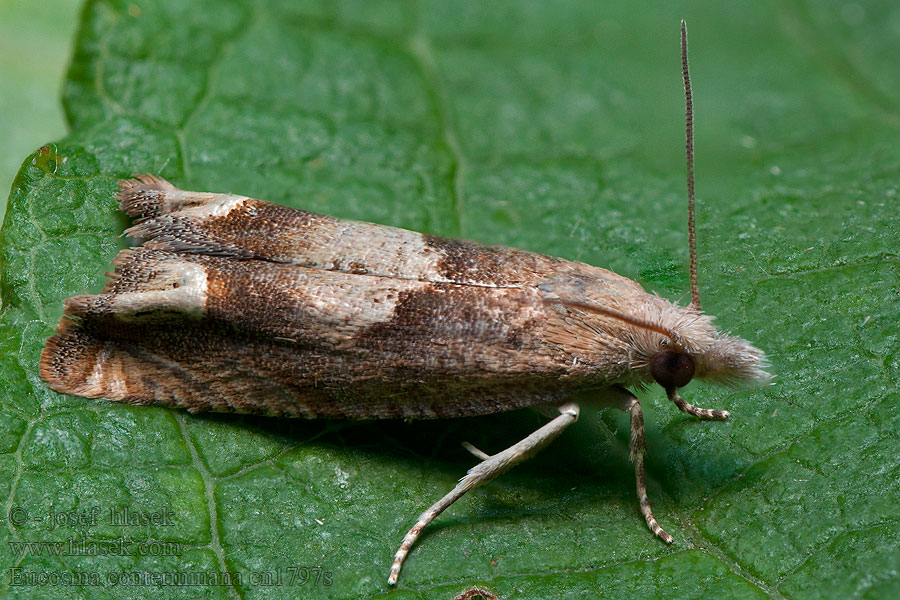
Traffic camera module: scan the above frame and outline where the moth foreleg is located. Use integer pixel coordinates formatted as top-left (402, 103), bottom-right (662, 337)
top-left (388, 401), bottom-right (580, 586)
top-left (668, 389), bottom-right (729, 420)
top-left (613, 388), bottom-right (675, 544)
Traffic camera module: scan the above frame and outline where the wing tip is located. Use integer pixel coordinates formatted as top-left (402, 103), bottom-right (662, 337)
top-left (116, 174), bottom-right (177, 219)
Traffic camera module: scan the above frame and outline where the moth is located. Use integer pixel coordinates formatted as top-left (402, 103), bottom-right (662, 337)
top-left (40, 22), bottom-right (768, 585)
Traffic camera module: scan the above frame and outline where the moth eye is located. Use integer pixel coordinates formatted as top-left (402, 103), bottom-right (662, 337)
top-left (650, 351), bottom-right (695, 390)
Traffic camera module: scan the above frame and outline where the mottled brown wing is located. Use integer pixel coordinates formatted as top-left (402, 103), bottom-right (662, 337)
top-left (40, 176), bottom-right (647, 418)
top-left (40, 248), bottom-right (602, 418)
top-left (118, 174), bottom-right (582, 287)
top-left (42, 315), bottom-right (591, 419)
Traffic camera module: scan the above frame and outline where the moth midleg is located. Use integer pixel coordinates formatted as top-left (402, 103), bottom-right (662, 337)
top-left (460, 441), bottom-right (491, 461)
top-left (388, 401), bottom-right (580, 585)
top-left (615, 388), bottom-right (675, 544)
top-left (669, 390), bottom-right (730, 420)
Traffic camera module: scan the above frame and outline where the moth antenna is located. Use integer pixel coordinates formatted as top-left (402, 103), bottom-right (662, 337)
top-left (543, 298), bottom-right (684, 349)
top-left (681, 20), bottom-right (701, 311)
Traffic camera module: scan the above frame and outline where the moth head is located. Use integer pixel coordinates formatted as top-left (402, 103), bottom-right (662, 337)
top-left (543, 295), bottom-right (769, 390)
top-left (635, 300), bottom-right (770, 392)
top-left (632, 309), bottom-right (770, 420)
top-left (650, 349), bottom-right (694, 392)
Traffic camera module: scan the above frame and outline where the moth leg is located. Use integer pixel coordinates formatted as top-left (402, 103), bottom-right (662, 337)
top-left (460, 441), bottom-right (491, 460)
top-left (613, 388), bottom-right (674, 544)
top-left (388, 401), bottom-right (580, 586)
top-left (668, 389), bottom-right (729, 420)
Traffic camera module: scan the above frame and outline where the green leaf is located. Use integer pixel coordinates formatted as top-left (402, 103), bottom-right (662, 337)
top-left (1, 1), bottom-right (898, 598)
top-left (0, 0), bottom-right (81, 223)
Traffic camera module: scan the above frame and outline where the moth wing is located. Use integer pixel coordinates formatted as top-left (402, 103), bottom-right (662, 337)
top-left (117, 175), bottom-right (620, 288)
top-left (40, 248), bottom-right (601, 418)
